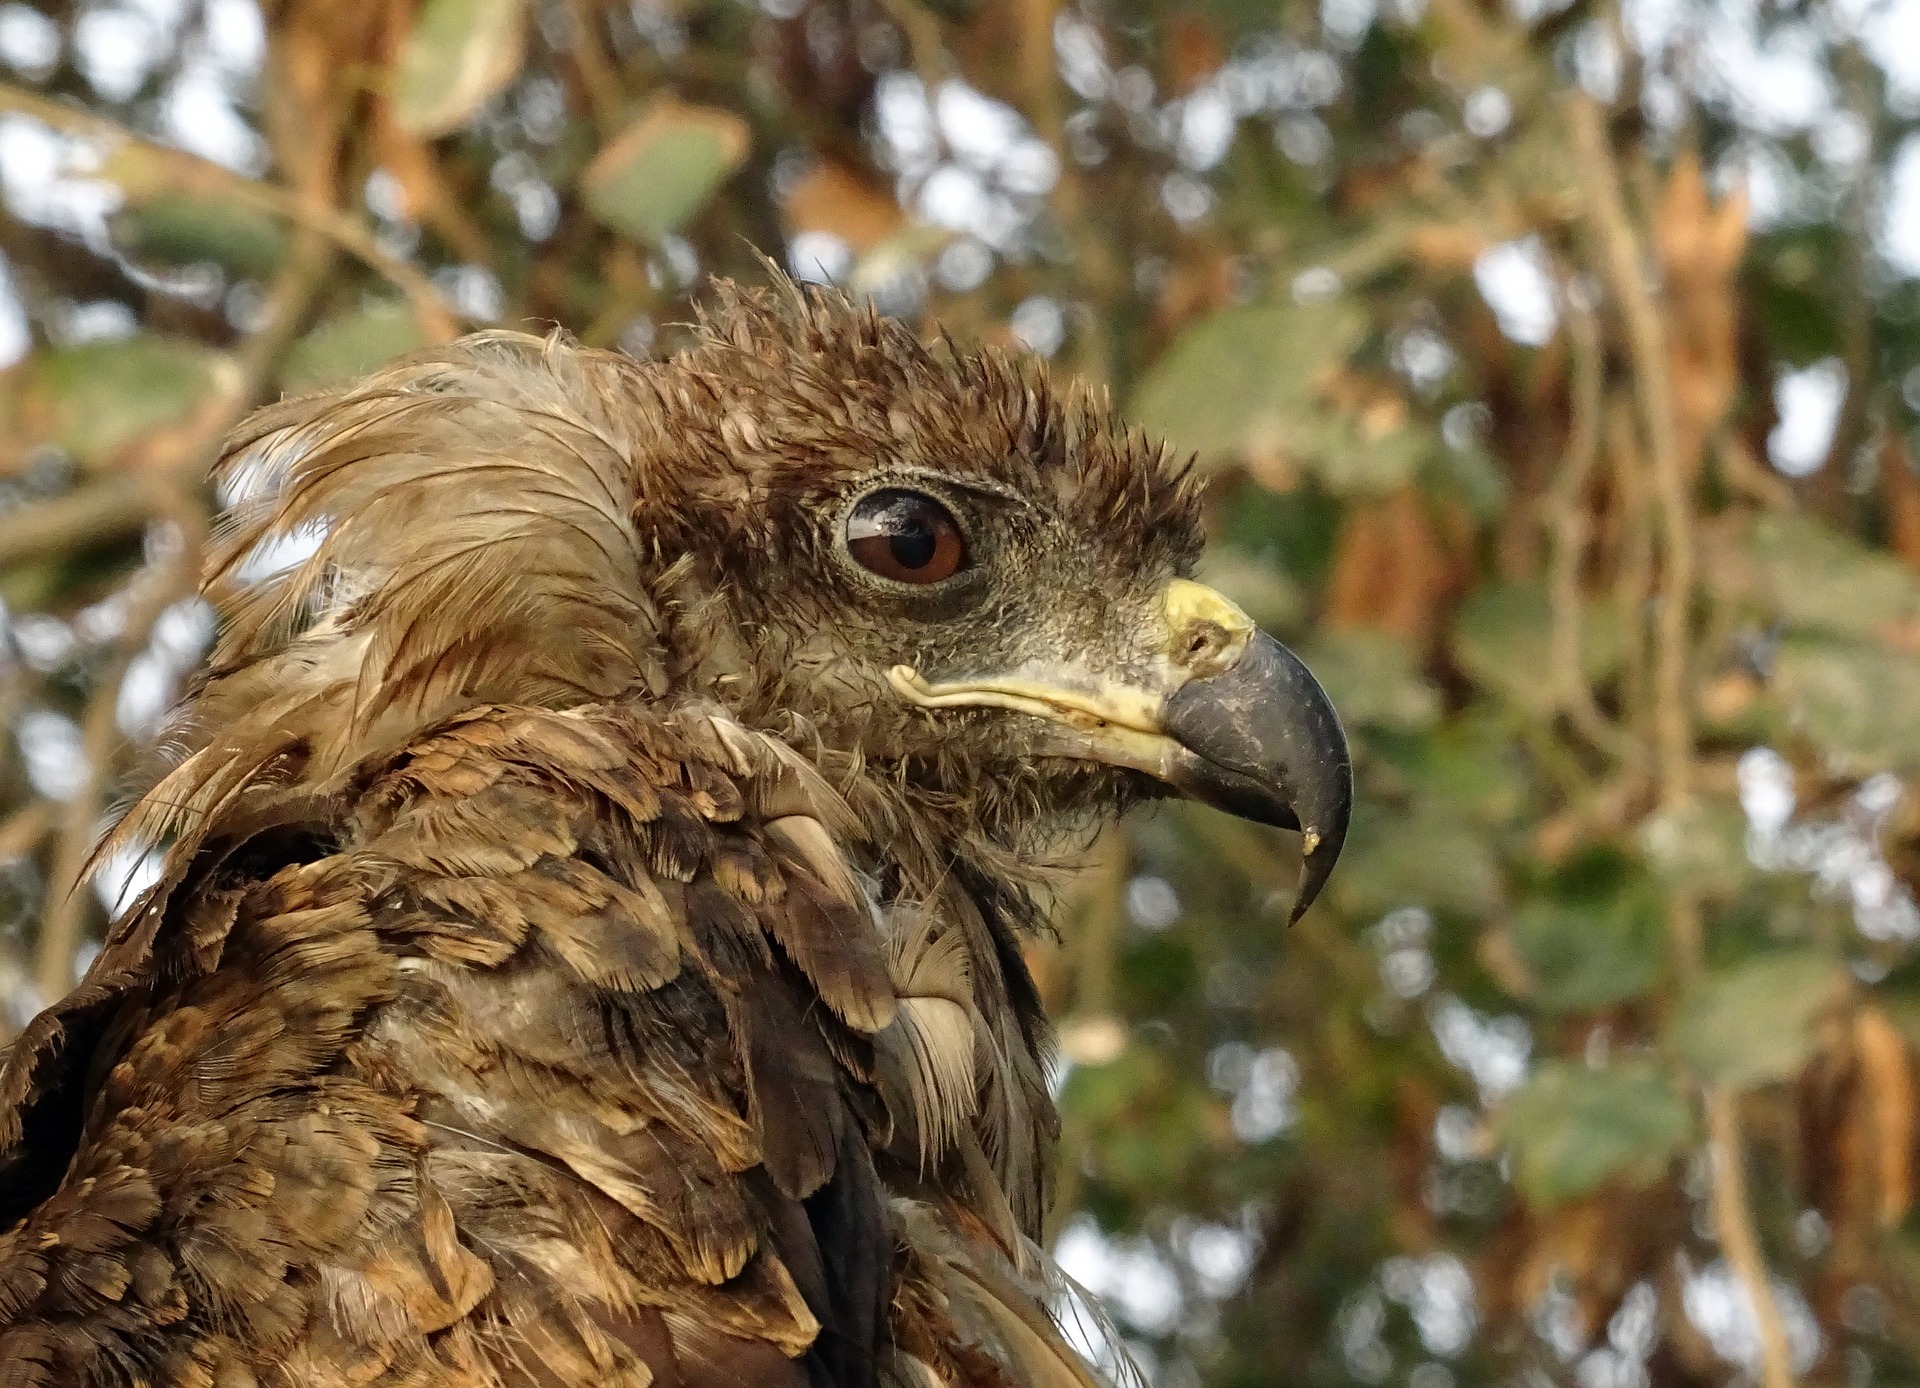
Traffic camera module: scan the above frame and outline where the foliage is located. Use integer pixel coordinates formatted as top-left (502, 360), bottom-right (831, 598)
top-left (2, 1), bottom-right (1920, 1385)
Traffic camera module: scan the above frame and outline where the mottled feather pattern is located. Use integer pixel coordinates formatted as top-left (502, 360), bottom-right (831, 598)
top-left (0, 281), bottom-right (1208, 1386)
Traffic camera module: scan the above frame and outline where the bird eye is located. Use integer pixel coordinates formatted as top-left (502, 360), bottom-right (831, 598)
top-left (845, 489), bottom-right (968, 585)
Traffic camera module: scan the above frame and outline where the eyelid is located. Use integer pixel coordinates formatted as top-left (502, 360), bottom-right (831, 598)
top-left (878, 466), bottom-right (1031, 511)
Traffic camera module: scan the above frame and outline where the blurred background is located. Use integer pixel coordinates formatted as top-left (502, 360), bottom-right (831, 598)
top-left (0, 0), bottom-right (1918, 1384)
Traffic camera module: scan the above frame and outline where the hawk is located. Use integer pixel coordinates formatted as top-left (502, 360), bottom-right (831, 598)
top-left (0, 280), bottom-right (1348, 1387)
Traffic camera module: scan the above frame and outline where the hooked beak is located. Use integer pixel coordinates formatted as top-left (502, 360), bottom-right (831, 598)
top-left (888, 580), bottom-right (1351, 922)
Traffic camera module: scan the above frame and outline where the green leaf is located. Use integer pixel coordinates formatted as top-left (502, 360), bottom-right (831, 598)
top-left (1059, 1043), bottom-right (1222, 1194)
top-left (110, 194), bottom-right (288, 278)
top-left (582, 98), bottom-right (751, 246)
top-left (1118, 934), bottom-right (1202, 1014)
top-left (1771, 635), bottom-right (1920, 770)
top-left (1296, 629), bottom-right (1440, 732)
top-left (1426, 440), bottom-right (1508, 520)
top-left (1210, 480), bottom-right (1341, 587)
top-left (1509, 869), bottom-right (1665, 1013)
top-left (282, 303), bottom-right (431, 393)
top-left (1674, 951), bottom-right (1847, 1089)
top-left (1754, 227), bottom-right (1851, 362)
top-left (1713, 512), bottom-right (1920, 639)
top-left (27, 335), bottom-right (226, 467)
top-left (1133, 303), bottom-right (1356, 467)
top-left (1453, 583), bottom-right (1622, 716)
top-left (1640, 797), bottom-right (1754, 899)
top-left (1192, 549), bottom-right (1306, 633)
top-left (1391, 713), bottom-right (1529, 827)
top-left (1130, 300), bottom-right (1427, 493)
top-left (1316, 432), bottom-right (1429, 494)
top-left (1497, 1060), bottom-right (1692, 1206)
top-left (392, 0), bottom-right (528, 137)
top-left (1334, 801), bottom-right (1503, 919)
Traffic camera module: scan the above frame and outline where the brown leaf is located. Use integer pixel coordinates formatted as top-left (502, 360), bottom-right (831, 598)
top-left (274, 0), bottom-right (393, 198)
top-left (1406, 223), bottom-right (1493, 273)
top-left (1510, 1188), bottom-right (1684, 1345)
top-left (781, 159), bottom-right (904, 255)
top-left (1477, 926), bottom-right (1537, 1000)
top-left (1163, 10), bottom-right (1226, 96)
top-left (1697, 669), bottom-right (1761, 725)
top-left (1855, 1005), bottom-right (1914, 1228)
top-left (1325, 485), bottom-right (1462, 643)
top-left (1152, 245), bottom-right (1238, 336)
top-left (1652, 149), bottom-right (1748, 478)
top-left (1882, 437), bottom-right (1920, 576)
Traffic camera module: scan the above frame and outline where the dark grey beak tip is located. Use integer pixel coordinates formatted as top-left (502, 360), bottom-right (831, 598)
top-left (1162, 630), bottom-right (1352, 924)
top-left (1288, 797), bottom-right (1350, 925)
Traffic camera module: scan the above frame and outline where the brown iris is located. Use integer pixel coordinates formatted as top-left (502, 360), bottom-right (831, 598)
top-left (845, 489), bottom-right (968, 584)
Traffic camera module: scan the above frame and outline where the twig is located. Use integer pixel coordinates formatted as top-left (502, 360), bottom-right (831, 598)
top-left (872, 0), bottom-right (952, 86)
top-left (0, 82), bottom-right (461, 343)
top-left (1720, 435), bottom-right (1794, 512)
top-left (1705, 1088), bottom-right (1799, 1385)
top-left (1569, 94), bottom-right (1692, 802)
top-left (561, 0), bottom-right (628, 136)
top-left (0, 235), bottom-right (339, 579)
top-left (1571, 93), bottom-right (1796, 1388)
top-left (1607, 395), bottom-right (1654, 779)
top-left (0, 477), bottom-right (152, 571)
top-left (237, 235), bottom-right (339, 381)
top-left (34, 660), bottom-right (128, 1000)
top-left (1007, 0), bottom-right (1122, 386)
top-left (1044, 828), bottom-right (1129, 1243)
top-left (372, 109), bottom-right (496, 268)
top-left (27, 228), bottom-right (333, 994)
top-left (1808, 42), bottom-right (1878, 512)
top-left (1065, 828), bottom-right (1128, 1021)
top-left (0, 803), bottom-right (52, 863)
top-left (34, 541), bottom-right (199, 999)
top-left (1544, 284), bottom-right (1625, 759)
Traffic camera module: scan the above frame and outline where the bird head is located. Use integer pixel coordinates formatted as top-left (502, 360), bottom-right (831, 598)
top-left (182, 279), bottom-right (1346, 920)
top-left (645, 283), bottom-right (1351, 919)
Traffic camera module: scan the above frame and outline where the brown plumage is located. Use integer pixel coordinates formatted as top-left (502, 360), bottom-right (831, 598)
top-left (0, 278), bottom-right (1349, 1387)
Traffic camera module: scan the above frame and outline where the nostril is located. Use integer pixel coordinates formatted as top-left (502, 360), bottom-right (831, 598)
top-left (1183, 621), bottom-right (1229, 668)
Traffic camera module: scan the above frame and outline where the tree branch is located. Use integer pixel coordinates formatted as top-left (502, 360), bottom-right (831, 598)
top-left (560, 0), bottom-right (628, 137)
top-left (1569, 94), bottom-right (1693, 802)
top-left (1545, 284), bottom-right (1625, 760)
top-left (34, 547), bottom-right (197, 999)
top-left (0, 82), bottom-right (461, 344)
top-left (1570, 92), bottom-right (1797, 1388)
top-left (0, 477), bottom-right (152, 571)
top-left (1706, 1088), bottom-right (1799, 1386)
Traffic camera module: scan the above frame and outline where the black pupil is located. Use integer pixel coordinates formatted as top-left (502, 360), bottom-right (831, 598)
top-left (888, 514), bottom-right (937, 570)
top-left (849, 489), bottom-right (959, 580)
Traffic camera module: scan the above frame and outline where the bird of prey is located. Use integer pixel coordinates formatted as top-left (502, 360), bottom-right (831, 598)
top-left (0, 279), bottom-right (1348, 1388)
